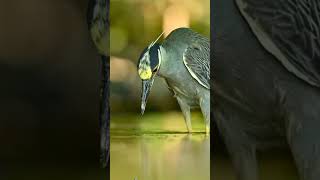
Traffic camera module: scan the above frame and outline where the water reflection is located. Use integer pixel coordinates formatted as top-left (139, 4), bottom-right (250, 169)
top-left (111, 134), bottom-right (210, 180)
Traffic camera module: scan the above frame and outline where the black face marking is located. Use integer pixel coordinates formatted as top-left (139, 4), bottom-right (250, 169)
top-left (149, 43), bottom-right (160, 70)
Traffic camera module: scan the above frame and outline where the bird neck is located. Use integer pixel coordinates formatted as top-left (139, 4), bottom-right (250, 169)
top-left (157, 45), bottom-right (175, 80)
top-left (157, 45), bottom-right (166, 78)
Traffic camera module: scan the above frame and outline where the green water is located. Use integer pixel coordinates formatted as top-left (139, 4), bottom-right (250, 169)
top-left (111, 112), bottom-right (210, 180)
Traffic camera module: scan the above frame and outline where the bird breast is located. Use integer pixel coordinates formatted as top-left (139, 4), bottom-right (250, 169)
top-left (165, 78), bottom-right (200, 107)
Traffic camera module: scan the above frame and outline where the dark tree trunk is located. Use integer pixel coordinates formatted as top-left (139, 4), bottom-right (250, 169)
top-left (99, 55), bottom-right (109, 169)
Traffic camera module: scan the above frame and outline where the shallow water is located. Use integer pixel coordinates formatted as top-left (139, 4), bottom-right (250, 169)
top-left (111, 112), bottom-right (210, 180)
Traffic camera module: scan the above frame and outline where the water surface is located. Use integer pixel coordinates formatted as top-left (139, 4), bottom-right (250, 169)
top-left (111, 112), bottom-right (210, 180)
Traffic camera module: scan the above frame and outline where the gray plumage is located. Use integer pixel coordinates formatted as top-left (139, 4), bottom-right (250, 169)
top-left (183, 38), bottom-right (210, 89)
top-left (213, 0), bottom-right (320, 179)
top-left (236, 0), bottom-right (320, 87)
top-left (138, 28), bottom-right (210, 133)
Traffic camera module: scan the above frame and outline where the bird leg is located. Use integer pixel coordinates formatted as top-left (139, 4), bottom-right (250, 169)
top-left (176, 97), bottom-right (192, 133)
top-left (200, 97), bottom-right (210, 134)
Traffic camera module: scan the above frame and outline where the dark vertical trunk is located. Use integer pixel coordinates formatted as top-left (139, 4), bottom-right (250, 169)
top-left (100, 55), bottom-right (109, 169)
top-left (87, 0), bottom-right (109, 174)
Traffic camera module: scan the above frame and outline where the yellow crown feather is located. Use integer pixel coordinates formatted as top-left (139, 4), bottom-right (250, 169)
top-left (138, 67), bottom-right (152, 80)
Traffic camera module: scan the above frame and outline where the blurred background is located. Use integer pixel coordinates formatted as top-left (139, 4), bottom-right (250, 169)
top-left (0, 0), bottom-right (106, 179)
top-left (110, 0), bottom-right (210, 180)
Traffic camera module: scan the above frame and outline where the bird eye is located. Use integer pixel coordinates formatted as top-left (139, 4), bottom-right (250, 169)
top-left (153, 68), bottom-right (158, 72)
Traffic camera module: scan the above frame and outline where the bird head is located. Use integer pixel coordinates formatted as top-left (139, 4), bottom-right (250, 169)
top-left (137, 32), bottom-right (164, 115)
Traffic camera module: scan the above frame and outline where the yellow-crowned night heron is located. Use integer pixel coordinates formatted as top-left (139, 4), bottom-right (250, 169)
top-left (214, 0), bottom-right (320, 179)
top-left (137, 28), bottom-right (210, 133)
top-left (87, 0), bottom-right (109, 168)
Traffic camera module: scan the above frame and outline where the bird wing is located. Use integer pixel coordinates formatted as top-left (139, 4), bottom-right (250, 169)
top-left (183, 38), bottom-right (210, 89)
top-left (236, 0), bottom-right (320, 87)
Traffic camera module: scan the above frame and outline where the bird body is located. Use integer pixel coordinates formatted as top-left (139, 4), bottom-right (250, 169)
top-left (137, 28), bottom-right (210, 133)
top-left (213, 0), bottom-right (320, 179)
top-left (236, 0), bottom-right (320, 87)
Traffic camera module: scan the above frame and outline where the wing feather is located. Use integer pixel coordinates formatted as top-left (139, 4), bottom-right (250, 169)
top-left (183, 38), bottom-right (210, 89)
top-left (236, 0), bottom-right (320, 87)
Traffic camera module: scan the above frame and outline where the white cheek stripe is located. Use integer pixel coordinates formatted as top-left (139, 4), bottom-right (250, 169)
top-left (157, 47), bottom-right (162, 70)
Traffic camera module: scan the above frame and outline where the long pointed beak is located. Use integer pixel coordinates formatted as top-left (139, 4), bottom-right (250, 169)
top-left (141, 78), bottom-right (155, 115)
